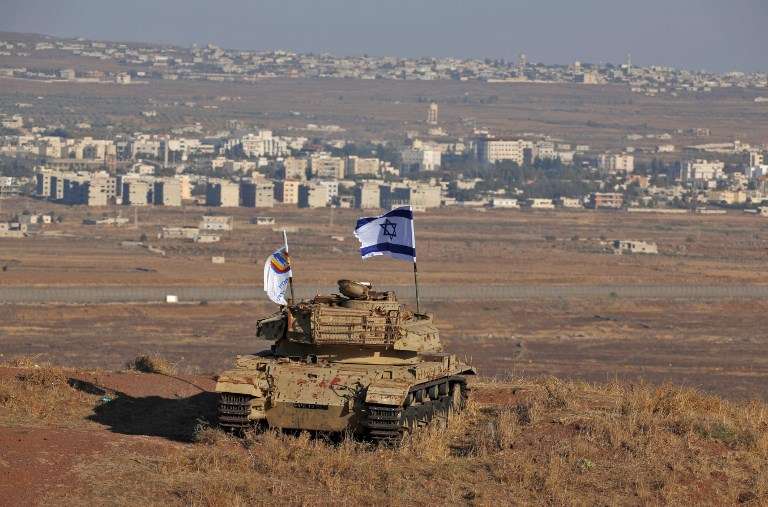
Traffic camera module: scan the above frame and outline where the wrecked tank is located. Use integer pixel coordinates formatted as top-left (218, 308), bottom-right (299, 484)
top-left (215, 280), bottom-right (476, 440)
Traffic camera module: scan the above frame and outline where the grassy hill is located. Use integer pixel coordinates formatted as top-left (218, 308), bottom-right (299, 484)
top-left (1, 358), bottom-right (766, 505)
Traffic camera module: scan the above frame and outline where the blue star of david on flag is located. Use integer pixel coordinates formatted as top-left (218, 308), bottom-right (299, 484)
top-left (353, 206), bottom-right (416, 262)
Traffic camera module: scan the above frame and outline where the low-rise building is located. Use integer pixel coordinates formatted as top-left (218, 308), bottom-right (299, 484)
top-left (589, 192), bottom-right (624, 209)
top-left (612, 240), bottom-right (658, 255)
top-left (524, 198), bottom-right (555, 209)
top-left (556, 197), bottom-right (583, 208)
top-left (200, 215), bottom-right (233, 231)
top-left (491, 198), bottom-right (521, 209)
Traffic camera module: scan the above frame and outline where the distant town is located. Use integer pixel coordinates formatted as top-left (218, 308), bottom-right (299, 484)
top-left (1, 33), bottom-right (768, 239)
top-left (0, 34), bottom-right (767, 97)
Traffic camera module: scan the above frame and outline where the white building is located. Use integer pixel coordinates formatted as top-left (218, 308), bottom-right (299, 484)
top-left (682, 159), bottom-right (725, 184)
top-left (476, 137), bottom-right (530, 165)
top-left (598, 154), bottom-right (635, 174)
top-left (239, 130), bottom-right (288, 158)
top-left (400, 147), bottom-right (441, 172)
top-left (491, 198), bottom-right (520, 209)
top-left (200, 215), bottom-right (233, 231)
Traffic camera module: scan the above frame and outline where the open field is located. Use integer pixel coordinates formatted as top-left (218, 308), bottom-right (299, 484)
top-left (2, 73), bottom-right (768, 149)
top-left (3, 197), bottom-right (768, 288)
top-left (2, 200), bottom-right (768, 402)
top-left (1, 297), bottom-right (767, 402)
top-left (1, 363), bottom-right (766, 505)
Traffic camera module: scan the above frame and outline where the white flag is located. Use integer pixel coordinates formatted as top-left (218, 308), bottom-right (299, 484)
top-left (353, 206), bottom-right (416, 262)
top-left (263, 248), bottom-right (292, 305)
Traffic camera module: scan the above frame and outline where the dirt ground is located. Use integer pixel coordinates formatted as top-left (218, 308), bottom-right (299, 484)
top-left (1, 297), bottom-right (767, 403)
top-left (1, 366), bottom-right (766, 506)
top-left (2, 71), bottom-right (768, 148)
top-left (3, 198), bottom-right (768, 287)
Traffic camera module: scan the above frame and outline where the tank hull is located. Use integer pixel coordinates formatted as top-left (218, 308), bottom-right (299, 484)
top-left (215, 353), bottom-right (474, 437)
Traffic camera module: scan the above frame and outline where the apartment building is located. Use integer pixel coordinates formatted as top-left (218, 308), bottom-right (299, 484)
top-left (401, 147), bottom-right (442, 173)
top-left (475, 136), bottom-right (529, 165)
top-left (532, 141), bottom-right (555, 160)
top-left (205, 180), bottom-right (240, 207)
top-left (283, 157), bottom-right (308, 180)
top-left (345, 156), bottom-right (380, 177)
top-left (122, 178), bottom-right (152, 206)
top-left (274, 180), bottom-right (300, 204)
top-left (310, 154), bottom-right (345, 179)
top-left (354, 181), bottom-right (381, 209)
top-left (240, 180), bottom-right (274, 208)
top-left (598, 154), bottom-right (635, 174)
top-left (153, 178), bottom-right (182, 206)
top-left (298, 182), bottom-right (330, 208)
top-left (36, 169), bottom-right (118, 206)
top-left (380, 182), bottom-right (441, 209)
top-left (682, 159), bottom-right (725, 184)
top-left (239, 130), bottom-right (288, 158)
top-left (749, 151), bottom-right (764, 167)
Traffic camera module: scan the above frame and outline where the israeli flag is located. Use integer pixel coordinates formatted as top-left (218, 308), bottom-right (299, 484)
top-left (354, 206), bottom-right (416, 262)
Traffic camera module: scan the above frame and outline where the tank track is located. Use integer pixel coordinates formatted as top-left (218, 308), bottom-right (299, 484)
top-left (363, 376), bottom-right (469, 442)
top-left (218, 393), bottom-right (253, 429)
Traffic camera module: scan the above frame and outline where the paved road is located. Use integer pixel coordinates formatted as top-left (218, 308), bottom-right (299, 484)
top-left (1, 284), bottom-right (767, 303)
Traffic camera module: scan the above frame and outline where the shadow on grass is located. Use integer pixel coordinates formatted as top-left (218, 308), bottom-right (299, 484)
top-left (69, 378), bottom-right (217, 443)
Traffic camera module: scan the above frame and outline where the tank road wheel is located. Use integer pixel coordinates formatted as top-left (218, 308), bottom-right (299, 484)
top-left (414, 388), bottom-right (426, 403)
top-left (428, 385), bottom-right (440, 400)
top-left (401, 406), bottom-right (418, 435)
top-left (431, 396), bottom-right (450, 429)
top-left (448, 382), bottom-right (466, 416)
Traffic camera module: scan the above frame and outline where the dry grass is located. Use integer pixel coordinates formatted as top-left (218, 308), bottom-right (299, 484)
top-left (50, 376), bottom-right (768, 506)
top-left (126, 355), bottom-right (177, 375)
top-left (0, 363), bottom-right (99, 426)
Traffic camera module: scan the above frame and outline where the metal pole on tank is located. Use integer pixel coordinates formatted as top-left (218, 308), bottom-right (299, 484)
top-left (413, 260), bottom-right (421, 314)
top-left (283, 229), bottom-right (295, 303)
top-left (411, 207), bottom-right (420, 314)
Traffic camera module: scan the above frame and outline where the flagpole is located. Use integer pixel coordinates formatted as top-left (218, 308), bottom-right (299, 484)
top-left (413, 261), bottom-right (421, 314)
top-left (283, 229), bottom-right (295, 304)
top-left (411, 206), bottom-right (420, 314)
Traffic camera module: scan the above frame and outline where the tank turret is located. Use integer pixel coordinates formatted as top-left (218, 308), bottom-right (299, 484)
top-left (215, 280), bottom-right (475, 440)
